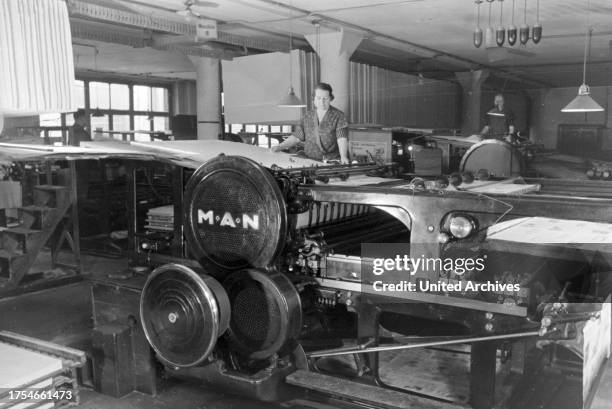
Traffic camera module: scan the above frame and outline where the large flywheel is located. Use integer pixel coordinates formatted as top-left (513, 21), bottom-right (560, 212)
top-left (140, 263), bottom-right (230, 367)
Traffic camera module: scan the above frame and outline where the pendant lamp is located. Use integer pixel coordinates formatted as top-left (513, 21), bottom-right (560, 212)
top-left (474, 0), bottom-right (484, 48)
top-left (91, 48), bottom-right (104, 117)
top-left (561, 1), bottom-right (604, 113)
top-left (519, 0), bottom-right (529, 45)
top-left (496, 0), bottom-right (505, 47)
top-left (278, 2), bottom-right (305, 108)
top-left (507, 0), bottom-right (517, 45)
top-left (532, 0), bottom-right (542, 43)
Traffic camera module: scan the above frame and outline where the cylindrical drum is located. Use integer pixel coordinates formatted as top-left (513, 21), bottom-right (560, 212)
top-left (460, 140), bottom-right (525, 178)
top-left (223, 268), bottom-right (302, 360)
top-left (140, 263), bottom-right (230, 368)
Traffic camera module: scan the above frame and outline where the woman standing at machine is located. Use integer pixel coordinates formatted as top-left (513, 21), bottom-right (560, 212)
top-left (272, 82), bottom-right (350, 164)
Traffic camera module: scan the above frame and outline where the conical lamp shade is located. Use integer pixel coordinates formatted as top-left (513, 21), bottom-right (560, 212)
top-left (278, 86), bottom-right (306, 108)
top-left (561, 84), bottom-right (604, 112)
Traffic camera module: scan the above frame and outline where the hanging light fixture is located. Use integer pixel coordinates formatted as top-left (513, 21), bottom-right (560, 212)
top-left (484, 0), bottom-right (495, 47)
top-left (91, 48), bottom-right (104, 117)
top-left (507, 0), bottom-right (517, 45)
top-left (147, 88), bottom-right (155, 121)
top-left (496, 0), bottom-right (505, 47)
top-left (561, 1), bottom-right (604, 113)
top-left (277, 1), bottom-right (305, 108)
top-left (519, 0), bottom-right (529, 45)
top-left (532, 0), bottom-right (542, 44)
top-left (474, 0), bottom-right (484, 48)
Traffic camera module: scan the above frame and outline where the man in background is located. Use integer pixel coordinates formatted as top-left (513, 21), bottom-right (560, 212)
top-left (479, 94), bottom-right (515, 142)
top-left (68, 108), bottom-right (91, 146)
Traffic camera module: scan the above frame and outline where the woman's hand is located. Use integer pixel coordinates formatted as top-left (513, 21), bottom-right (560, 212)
top-left (271, 145), bottom-right (283, 152)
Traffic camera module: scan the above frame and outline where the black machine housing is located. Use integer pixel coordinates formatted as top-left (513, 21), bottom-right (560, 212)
top-left (131, 154), bottom-right (611, 409)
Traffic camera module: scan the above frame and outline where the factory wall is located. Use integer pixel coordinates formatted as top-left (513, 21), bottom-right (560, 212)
top-left (222, 51), bottom-right (307, 125)
top-left (166, 51), bottom-right (461, 129)
top-left (349, 62), bottom-right (461, 129)
top-left (529, 85), bottom-right (612, 149)
top-left (209, 50), bottom-right (461, 129)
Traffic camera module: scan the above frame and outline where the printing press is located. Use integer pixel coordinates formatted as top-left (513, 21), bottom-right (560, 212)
top-left (80, 140), bottom-right (612, 409)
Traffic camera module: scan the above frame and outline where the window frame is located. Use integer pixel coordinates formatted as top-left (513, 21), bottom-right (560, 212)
top-left (41, 75), bottom-right (173, 143)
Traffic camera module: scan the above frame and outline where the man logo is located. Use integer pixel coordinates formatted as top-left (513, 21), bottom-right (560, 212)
top-left (198, 209), bottom-right (260, 230)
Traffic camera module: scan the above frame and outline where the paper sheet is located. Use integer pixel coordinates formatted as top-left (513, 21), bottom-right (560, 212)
top-left (487, 217), bottom-right (612, 244)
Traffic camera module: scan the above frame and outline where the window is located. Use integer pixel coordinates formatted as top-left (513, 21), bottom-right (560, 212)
top-left (110, 84), bottom-right (129, 110)
top-left (152, 116), bottom-right (169, 132)
top-left (36, 80), bottom-right (86, 140)
top-left (112, 115), bottom-right (131, 134)
top-left (39, 113), bottom-right (63, 138)
top-left (152, 87), bottom-right (168, 112)
top-left (91, 115), bottom-right (109, 137)
top-left (134, 115), bottom-right (152, 141)
top-left (39, 79), bottom-right (171, 142)
top-left (225, 123), bottom-right (292, 147)
top-left (90, 82), bottom-right (110, 109)
top-left (133, 85), bottom-right (151, 111)
top-left (39, 113), bottom-right (61, 127)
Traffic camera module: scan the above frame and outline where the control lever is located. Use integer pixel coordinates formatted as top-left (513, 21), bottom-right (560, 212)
top-left (307, 331), bottom-right (543, 358)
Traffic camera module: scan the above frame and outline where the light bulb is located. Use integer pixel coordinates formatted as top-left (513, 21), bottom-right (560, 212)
top-left (507, 24), bottom-right (517, 45)
top-left (532, 22), bottom-right (542, 43)
top-left (519, 24), bottom-right (529, 45)
top-left (496, 25), bottom-right (505, 46)
top-left (474, 27), bottom-right (484, 47)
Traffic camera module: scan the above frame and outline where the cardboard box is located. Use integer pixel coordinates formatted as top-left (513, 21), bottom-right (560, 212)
top-left (348, 129), bottom-right (392, 163)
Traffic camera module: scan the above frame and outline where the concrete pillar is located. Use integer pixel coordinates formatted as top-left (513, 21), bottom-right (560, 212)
top-left (525, 88), bottom-right (550, 145)
top-left (455, 69), bottom-right (489, 136)
top-left (189, 56), bottom-right (222, 140)
top-left (305, 29), bottom-right (363, 117)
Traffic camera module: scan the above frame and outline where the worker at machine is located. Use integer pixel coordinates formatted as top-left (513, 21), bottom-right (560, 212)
top-left (271, 82), bottom-right (350, 164)
top-left (479, 93), bottom-right (515, 142)
top-left (68, 108), bottom-right (92, 146)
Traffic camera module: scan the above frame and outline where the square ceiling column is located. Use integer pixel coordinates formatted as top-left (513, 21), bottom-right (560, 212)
top-left (456, 70), bottom-right (490, 137)
top-left (305, 29), bottom-right (363, 118)
top-left (189, 56), bottom-right (222, 140)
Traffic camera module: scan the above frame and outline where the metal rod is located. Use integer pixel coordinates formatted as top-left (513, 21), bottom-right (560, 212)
top-left (307, 330), bottom-right (541, 358)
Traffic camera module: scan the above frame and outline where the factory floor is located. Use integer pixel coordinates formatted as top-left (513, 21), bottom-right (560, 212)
top-left (0, 253), bottom-right (286, 409)
top-left (1, 253), bottom-right (612, 409)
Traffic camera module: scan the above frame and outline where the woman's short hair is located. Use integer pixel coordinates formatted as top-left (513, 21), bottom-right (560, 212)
top-left (314, 82), bottom-right (334, 100)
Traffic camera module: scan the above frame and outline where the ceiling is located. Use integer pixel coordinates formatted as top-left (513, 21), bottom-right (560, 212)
top-left (69, 0), bottom-right (612, 89)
